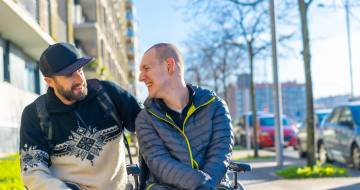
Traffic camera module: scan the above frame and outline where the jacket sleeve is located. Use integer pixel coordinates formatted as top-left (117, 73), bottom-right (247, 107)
top-left (135, 111), bottom-right (212, 190)
top-left (102, 81), bottom-right (141, 132)
top-left (20, 104), bottom-right (71, 190)
top-left (201, 99), bottom-right (233, 186)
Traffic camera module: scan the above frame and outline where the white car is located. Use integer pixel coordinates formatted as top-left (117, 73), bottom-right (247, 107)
top-left (296, 109), bottom-right (331, 158)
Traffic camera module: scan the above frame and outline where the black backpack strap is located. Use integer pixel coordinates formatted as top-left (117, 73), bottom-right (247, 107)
top-left (34, 96), bottom-right (54, 161)
top-left (89, 79), bottom-right (133, 165)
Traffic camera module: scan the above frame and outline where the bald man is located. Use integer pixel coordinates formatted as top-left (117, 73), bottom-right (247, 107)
top-left (136, 43), bottom-right (233, 190)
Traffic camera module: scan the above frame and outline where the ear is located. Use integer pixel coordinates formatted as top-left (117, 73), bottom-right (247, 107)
top-left (44, 77), bottom-right (56, 88)
top-left (165, 58), bottom-right (176, 74)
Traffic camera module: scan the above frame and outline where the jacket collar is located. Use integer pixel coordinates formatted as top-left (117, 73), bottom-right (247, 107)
top-left (144, 84), bottom-right (215, 117)
top-left (46, 80), bottom-right (99, 113)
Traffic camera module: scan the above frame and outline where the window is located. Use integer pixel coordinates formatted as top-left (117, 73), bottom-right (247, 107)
top-left (17, 0), bottom-right (40, 23)
top-left (102, 7), bottom-right (107, 27)
top-left (6, 43), bottom-right (39, 93)
top-left (338, 107), bottom-right (354, 127)
top-left (3, 41), bottom-right (10, 82)
top-left (48, 0), bottom-right (52, 35)
top-left (259, 117), bottom-right (290, 126)
top-left (350, 105), bottom-right (360, 126)
top-left (100, 40), bottom-right (105, 59)
top-left (9, 45), bottom-right (26, 89)
top-left (25, 60), bottom-right (40, 94)
top-left (0, 38), bottom-right (4, 81)
top-left (328, 108), bottom-right (342, 124)
top-left (126, 10), bottom-right (133, 20)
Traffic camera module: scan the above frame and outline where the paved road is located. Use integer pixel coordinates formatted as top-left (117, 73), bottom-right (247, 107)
top-left (231, 148), bottom-right (360, 190)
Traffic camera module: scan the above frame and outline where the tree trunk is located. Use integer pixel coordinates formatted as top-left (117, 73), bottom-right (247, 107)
top-left (298, 0), bottom-right (316, 166)
top-left (222, 56), bottom-right (228, 103)
top-left (248, 42), bottom-right (258, 157)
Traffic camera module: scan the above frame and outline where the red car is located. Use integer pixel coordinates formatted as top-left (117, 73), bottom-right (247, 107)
top-left (247, 114), bottom-right (298, 149)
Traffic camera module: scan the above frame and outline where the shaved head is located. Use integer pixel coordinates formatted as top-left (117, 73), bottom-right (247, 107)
top-left (145, 43), bottom-right (184, 74)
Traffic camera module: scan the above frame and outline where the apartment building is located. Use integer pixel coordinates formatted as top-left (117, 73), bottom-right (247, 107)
top-left (0, 0), bottom-right (137, 153)
top-left (0, 0), bottom-right (74, 153)
top-left (73, 0), bottom-right (133, 89)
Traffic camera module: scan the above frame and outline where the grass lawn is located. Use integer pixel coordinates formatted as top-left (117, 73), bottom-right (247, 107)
top-left (276, 162), bottom-right (350, 179)
top-left (233, 145), bottom-right (245, 151)
top-left (0, 153), bottom-right (24, 190)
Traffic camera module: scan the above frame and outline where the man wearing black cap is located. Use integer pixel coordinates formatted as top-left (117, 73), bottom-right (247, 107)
top-left (19, 43), bottom-right (141, 190)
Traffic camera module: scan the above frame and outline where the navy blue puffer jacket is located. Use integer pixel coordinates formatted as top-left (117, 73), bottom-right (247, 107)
top-left (135, 85), bottom-right (233, 190)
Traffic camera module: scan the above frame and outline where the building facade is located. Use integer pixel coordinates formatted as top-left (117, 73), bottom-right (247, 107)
top-left (0, 0), bottom-right (75, 153)
top-left (74, 0), bottom-right (135, 90)
top-left (0, 0), bottom-right (136, 154)
top-left (125, 0), bottom-right (139, 95)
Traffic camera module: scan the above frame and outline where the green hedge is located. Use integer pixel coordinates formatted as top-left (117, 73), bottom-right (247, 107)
top-left (0, 154), bottom-right (24, 190)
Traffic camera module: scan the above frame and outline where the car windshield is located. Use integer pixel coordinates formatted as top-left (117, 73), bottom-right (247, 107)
top-left (350, 105), bottom-right (360, 125)
top-left (260, 117), bottom-right (289, 126)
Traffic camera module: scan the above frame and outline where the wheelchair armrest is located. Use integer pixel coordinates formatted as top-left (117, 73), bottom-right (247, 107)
top-left (127, 164), bottom-right (141, 176)
top-left (228, 161), bottom-right (251, 172)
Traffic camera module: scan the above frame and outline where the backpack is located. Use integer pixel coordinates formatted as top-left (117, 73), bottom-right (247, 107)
top-left (34, 79), bottom-right (139, 190)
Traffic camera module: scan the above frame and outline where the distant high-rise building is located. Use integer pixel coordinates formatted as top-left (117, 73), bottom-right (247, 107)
top-left (225, 83), bottom-right (237, 120)
top-left (236, 74), bottom-right (251, 120)
top-left (315, 95), bottom-right (350, 109)
top-left (236, 74), bottom-right (306, 122)
top-left (281, 82), bottom-right (306, 122)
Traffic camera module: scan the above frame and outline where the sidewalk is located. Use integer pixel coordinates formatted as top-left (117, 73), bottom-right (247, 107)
top-left (232, 149), bottom-right (360, 190)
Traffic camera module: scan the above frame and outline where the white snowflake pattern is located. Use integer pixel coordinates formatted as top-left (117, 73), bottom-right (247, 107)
top-left (21, 144), bottom-right (49, 172)
top-left (53, 125), bottom-right (121, 165)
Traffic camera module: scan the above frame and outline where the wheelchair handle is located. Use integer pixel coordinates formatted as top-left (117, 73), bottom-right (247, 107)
top-left (228, 161), bottom-right (252, 172)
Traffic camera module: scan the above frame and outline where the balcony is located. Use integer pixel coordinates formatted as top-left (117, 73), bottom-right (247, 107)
top-left (0, 0), bottom-right (54, 59)
top-left (78, 0), bottom-right (96, 22)
top-left (74, 22), bottom-right (97, 57)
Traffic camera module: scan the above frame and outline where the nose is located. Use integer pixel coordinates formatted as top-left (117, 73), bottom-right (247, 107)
top-left (139, 71), bottom-right (145, 82)
top-left (73, 69), bottom-right (85, 84)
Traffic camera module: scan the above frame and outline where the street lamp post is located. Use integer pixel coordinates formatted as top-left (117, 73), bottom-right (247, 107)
top-left (318, 1), bottom-right (354, 98)
top-left (344, 0), bottom-right (354, 99)
top-left (269, 0), bottom-right (284, 167)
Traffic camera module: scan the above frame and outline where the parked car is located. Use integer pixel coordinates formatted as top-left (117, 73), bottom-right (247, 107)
top-left (233, 112), bottom-right (267, 146)
top-left (297, 109), bottom-right (331, 158)
top-left (233, 119), bottom-right (245, 145)
top-left (238, 113), bottom-right (298, 149)
top-left (321, 102), bottom-right (360, 169)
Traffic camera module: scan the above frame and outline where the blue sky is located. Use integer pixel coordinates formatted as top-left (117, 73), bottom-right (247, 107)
top-left (133, 0), bottom-right (360, 99)
top-left (133, 0), bottom-right (190, 53)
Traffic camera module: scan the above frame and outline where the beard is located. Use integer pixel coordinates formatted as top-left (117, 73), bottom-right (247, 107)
top-left (55, 82), bottom-right (88, 102)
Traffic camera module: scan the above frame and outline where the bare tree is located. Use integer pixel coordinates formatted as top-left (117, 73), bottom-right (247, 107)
top-left (185, 25), bottom-right (243, 100)
top-left (298, 0), bottom-right (315, 167)
top-left (198, 0), bottom-right (272, 157)
top-left (184, 0), bottom-right (297, 157)
top-left (184, 32), bottom-right (221, 94)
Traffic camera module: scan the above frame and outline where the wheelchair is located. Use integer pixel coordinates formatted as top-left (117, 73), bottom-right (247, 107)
top-left (126, 160), bottom-right (252, 190)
